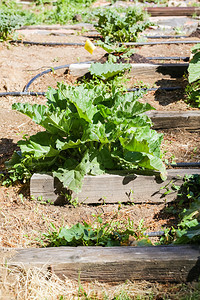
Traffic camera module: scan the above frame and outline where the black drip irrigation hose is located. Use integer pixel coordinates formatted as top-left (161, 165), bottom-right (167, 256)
top-left (10, 39), bottom-right (200, 47)
top-left (169, 162), bottom-right (200, 168)
top-left (24, 63), bottom-right (69, 92)
top-left (87, 35), bottom-right (189, 40)
top-left (23, 61), bottom-right (93, 93)
top-left (146, 35), bottom-right (188, 39)
top-left (147, 56), bottom-right (189, 61)
top-left (10, 40), bottom-right (85, 46)
top-left (0, 91), bottom-right (45, 97)
top-left (124, 40), bottom-right (200, 46)
top-left (0, 62), bottom-right (184, 96)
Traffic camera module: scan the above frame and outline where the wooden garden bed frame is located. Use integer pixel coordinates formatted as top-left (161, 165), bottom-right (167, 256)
top-left (30, 169), bottom-right (200, 205)
top-left (146, 7), bottom-right (200, 17)
top-left (69, 63), bottom-right (188, 78)
top-left (1, 245), bottom-right (200, 283)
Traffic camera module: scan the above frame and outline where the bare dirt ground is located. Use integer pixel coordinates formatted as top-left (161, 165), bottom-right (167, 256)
top-left (0, 27), bottom-right (199, 251)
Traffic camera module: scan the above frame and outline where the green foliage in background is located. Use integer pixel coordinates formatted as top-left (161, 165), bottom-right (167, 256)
top-left (94, 7), bottom-right (152, 44)
top-left (0, 0), bottom-right (96, 26)
top-left (43, 215), bottom-right (150, 247)
top-left (160, 174), bottom-right (200, 245)
top-left (0, 10), bottom-right (25, 40)
top-left (185, 44), bottom-right (200, 108)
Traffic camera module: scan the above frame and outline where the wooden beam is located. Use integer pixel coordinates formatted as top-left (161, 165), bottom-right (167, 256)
top-left (147, 111), bottom-right (200, 130)
top-left (2, 245), bottom-right (200, 283)
top-left (146, 7), bottom-right (200, 17)
top-left (30, 169), bottom-right (200, 205)
top-left (69, 63), bottom-right (188, 78)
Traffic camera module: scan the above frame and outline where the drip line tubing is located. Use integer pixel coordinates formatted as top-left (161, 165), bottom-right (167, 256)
top-left (146, 35), bottom-right (188, 39)
top-left (169, 162), bottom-right (200, 168)
top-left (0, 62), bottom-right (185, 96)
top-left (147, 56), bottom-right (189, 61)
top-left (10, 40), bottom-right (85, 46)
top-left (24, 62), bottom-right (185, 93)
top-left (123, 40), bottom-right (200, 46)
top-left (23, 61), bottom-right (93, 92)
top-left (0, 87), bottom-right (183, 97)
top-left (88, 35), bottom-right (189, 40)
top-left (10, 39), bottom-right (200, 47)
top-left (24, 64), bottom-right (69, 92)
top-left (0, 91), bottom-right (45, 97)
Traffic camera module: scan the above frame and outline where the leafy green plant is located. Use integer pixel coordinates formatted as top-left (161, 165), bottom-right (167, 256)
top-left (42, 215), bottom-right (150, 247)
top-left (160, 174), bottom-right (200, 245)
top-left (89, 61), bottom-right (131, 80)
top-left (0, 10), bottom-right (25, 40)
top-left (185, 44), bottom-right (200, 108)
top-left (94, 7), bottom-right (152, 44)
top-left (3, 82), bottom-right (166, 192)
top-left (0, 0), bottom-right (96, 27)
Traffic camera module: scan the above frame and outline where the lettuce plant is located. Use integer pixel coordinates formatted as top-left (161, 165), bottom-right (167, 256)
top-left (7, 83), bottom-right (166, 193)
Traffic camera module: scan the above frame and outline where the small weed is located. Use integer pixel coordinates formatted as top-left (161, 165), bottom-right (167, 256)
top-left (42, 214), bottom-right (149, 247)
top-left (159, 174), bottom-right (200, 245)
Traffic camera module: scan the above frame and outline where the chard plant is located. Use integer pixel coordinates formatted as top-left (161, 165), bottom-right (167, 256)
top-left (5, 82), bottom-right (166, 193)
top-left (185, 43), bottom-right (200, 108)
top-left (94, 7), bottom-right (152, 44)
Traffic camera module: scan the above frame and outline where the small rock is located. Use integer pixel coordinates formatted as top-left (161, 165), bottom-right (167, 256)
top-left (73, 14), bottom-right (82, 22)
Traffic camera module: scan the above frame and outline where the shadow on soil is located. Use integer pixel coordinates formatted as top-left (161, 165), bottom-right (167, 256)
top-left (154, 78), bottom-right (187, 106)
top-left (0, 138), bottom-right (18, 171)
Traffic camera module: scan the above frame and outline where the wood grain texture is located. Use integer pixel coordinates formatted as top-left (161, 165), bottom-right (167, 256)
top-left (69, 63), bottom-right (188, 78)
top-left (146, 7), bottom-right (200, 16)
top-left (146, 111), bottom-right (200, 130)
top-left (4, 245), bottom-right (200, 283)
top-left (30, 169), bottom-right (200, 204)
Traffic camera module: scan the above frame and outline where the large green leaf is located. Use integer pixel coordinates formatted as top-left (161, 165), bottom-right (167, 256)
top-left (188, 52), bottom-right (200, 83)
top-left (18, 132), bottom-right (59, 159)
top-left (89, 62), bottom-right (131, 80)
top-left (59, 84), bottom-right (98, 123)
top-left (12, 103), bottom-right (47, 124)
top-left (191, 43), bottom-right (200, 54)
top-left (120, 127), bottom-right (163, 157)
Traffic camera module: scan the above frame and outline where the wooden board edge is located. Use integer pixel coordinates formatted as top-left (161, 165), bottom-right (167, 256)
top-left (30, 169), bottom-right (200, 205)
top-left (2, 245), bottom-right (200, 283)
top-left (68, 63), bottom-right (188, 78)
top-left (146, 111), bottom-right (200, 130)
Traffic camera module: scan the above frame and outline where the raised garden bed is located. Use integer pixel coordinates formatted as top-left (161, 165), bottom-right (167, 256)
top-left (1, 245), bottom-right (200, 283)
top-left (0, 5), bottom-right (200, 295)
top-left (31, 169), bottom-right (200, 205)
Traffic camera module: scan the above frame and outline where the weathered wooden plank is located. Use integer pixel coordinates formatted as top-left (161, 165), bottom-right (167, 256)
top-left (146, 111), bottom-right (200, 130)
top-left (69, 63), bottom-right (188, 78)
top-left (30, 169), bottom-right (200, 204)
top-left (146, 7), bottom-right (200, 17)
top-left (4, 245), bottom-right (200, 283)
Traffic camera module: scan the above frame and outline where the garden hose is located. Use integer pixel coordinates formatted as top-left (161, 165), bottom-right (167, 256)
top-left (169, 162), bottom-right (200, 168)
top-left (147, 56), bottom-right (189, 61)
top-left (0, 91), bottom-right (45, 97)
top-left (23, 61), bottom-right (93, 92)
top-left (124, 40), bottom-right (200, 46)
top-left (0, 61), bottom-right (185, 96)
top-left (10, 39), bottom-right (200, 47)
